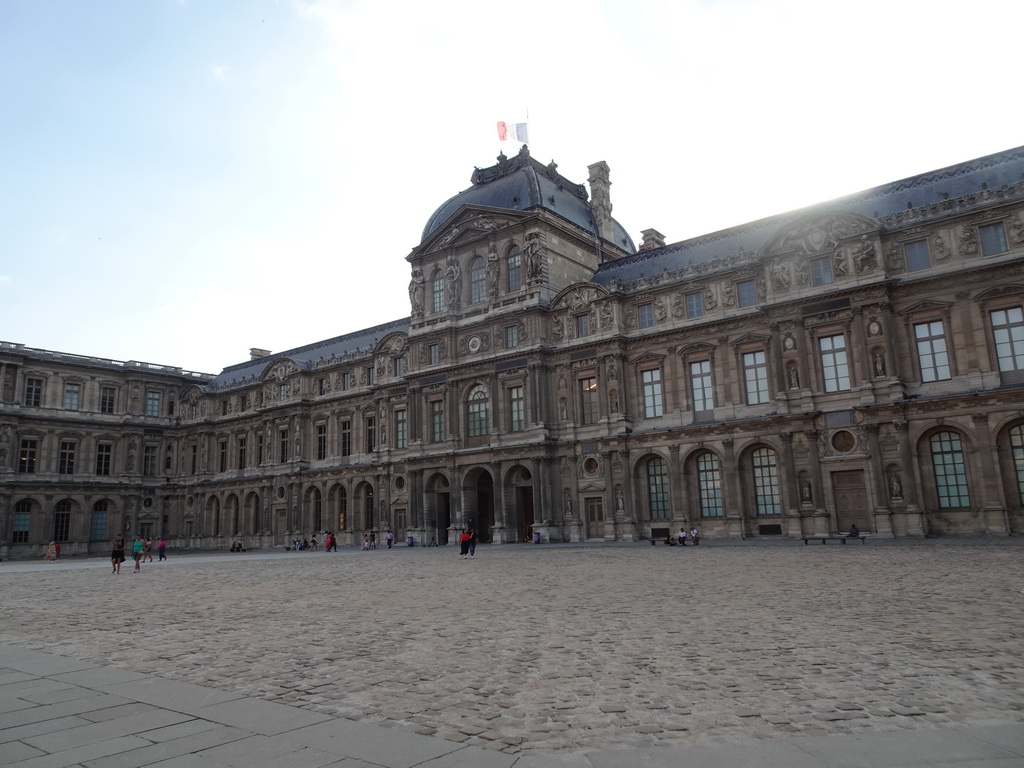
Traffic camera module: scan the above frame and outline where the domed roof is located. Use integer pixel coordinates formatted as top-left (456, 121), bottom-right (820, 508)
top-left (422, 146), bottom-right (635, 254)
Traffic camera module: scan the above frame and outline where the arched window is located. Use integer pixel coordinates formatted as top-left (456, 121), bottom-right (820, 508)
top-left (1011, 425), bottom-right (1024, 505)
top-left (12, 499), bottom-right (32, 543)
top-left (311, 487), bottom-right (323, 531)
top-left (646, 457), bottom-right (670, 520)
top-left (469, 256), bottom-right (487, 304)
top-left (362, 485), bottom-right (375, 530)
top-left (337, 486), bottom-right (347, 531)
top-left (430, 269), bottom-right (445, 313)
top-left (507, 246), bottom-right (522, 292)
top-left (751, 447), bottom-right (781, 515)
top-left (931, 431), bottom-right (970, 507)
top-left (53, 499), bottom-right (72, 542)
top-left (467, 384), bottom-right (490, 437)
top-left (696, 452), bottom-right (723, 517)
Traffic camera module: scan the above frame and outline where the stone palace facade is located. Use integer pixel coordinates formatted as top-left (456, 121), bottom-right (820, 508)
top-left (3, 144), bottom-right (1024, 557)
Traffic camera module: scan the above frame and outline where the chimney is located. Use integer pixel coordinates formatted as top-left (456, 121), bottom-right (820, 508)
top-left (587, 161), bottom-right (615, 243)
top-left (249, 347), bottom-right (272, 360)
top-left (639, 228), bottom-right (666, 252)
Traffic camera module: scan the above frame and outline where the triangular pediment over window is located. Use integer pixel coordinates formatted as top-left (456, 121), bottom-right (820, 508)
top-left (421, 207), bottom-right (525, 253)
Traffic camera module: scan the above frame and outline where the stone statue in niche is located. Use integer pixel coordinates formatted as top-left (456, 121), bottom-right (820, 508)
top-left (525, 234), bottom-right (543, 281)
top-left (445, 258), bottom-right (461, 306)
top-left (873, 351), bottom-right (886, 377)
top-left (616, 490), bottom-right (625, 513)
top-left (408, 269), bottom-right (424, 313)
top-left (800, 479), bottom-right (812, 503)
top-left (787, 362), bottom-right (800, 389)
top-left (854, 236), bottom-right (876, 273)
top-left (889, 472), bottom-right (903, 499)
top-left (771, 260), bottom-right (791, 290)
top-left (486, 244), bottom-right (499, 296)
top-left (559, 399), bottom-right (568, 421)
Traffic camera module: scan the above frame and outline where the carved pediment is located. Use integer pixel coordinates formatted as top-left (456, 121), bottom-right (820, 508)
top-left (678, 343), bottom-right (716, 357)
top-left (973, 285), bottom-right (1024, 302)
top-left (630, 352), bottom-right (667, 364)
top-left (899, 300), bottom-right (952, 316)
top-left (262, 360), bottom-right (299, 382)
top-left (763, 212), bottom-right (880, 258)
top-left (553, 284), bottom-right (607, 311)
top-left (732, 333), bottom-right (771, 347)
top-left (377, 333), bottom-right (408, 355)
top-left (425, 208), bottom-right (521, 252)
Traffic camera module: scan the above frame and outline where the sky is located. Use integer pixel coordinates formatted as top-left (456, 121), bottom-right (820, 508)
top-left (2, 0), bottom-right (1023, 375)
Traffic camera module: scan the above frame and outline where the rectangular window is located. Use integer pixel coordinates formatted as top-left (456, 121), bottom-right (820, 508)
top-left (278, 384), bottom-right (288, 401)
top-left (256, 434), bottom-right (263, 465)
top-left (637, 303), bottom-right (655, 329)
top-left (145, 391), bottom-right (161, 417)
top-left (915, 320), bottom-right (951, 382)
top-left (191, 444), bottom-right (198, 474)
top-left (507, 252), bottom-right (522, 292)
top-left (811, 256), bottom-right (833, 286)
top-left (366, 416), bottom-right (376, 452)
top-left (505, 325), bottom-right (519, 349)
top-left (819, 335), bottom-right (851, 392)
top-left (279, 430), bottom-right (289, 463)
top-left (697, 453), bottom-right (724, 517)
top-left (144, 445), bottom-right (158, 476)
top-left (932, 432), bottom-right (971, 507)
top-left (575, 314), bottom-right (590, 338)
top-left (980, 223), bottom-right (1008, 256)
top-left (394, 409), bottom-right (407, 449)
top-left (467, 394), bottom-right (489, 437)
top-left (25, 377), bottom-right (42, 407)
top-left (508, 385), bottom-right (525, 432)
top-left (218, 440), bottom-right (227, 473)
top-left (90, 510), bottom-right (108, 541)
top-left (737, 279), bottom-right (757, 308)
top-left (743, 351), bottom-right (769, 404)
top-left (690, 360), bottom-right (715, 412)
top-left (220, 400), bottom-right (228, 416)
top-left (431, 275), bottom-right (445, 313)
top-left (991, 307), bottom-right (1024, 372)
top-left (641, 369), bottom-right (664, 418)
top-left (58, 440), bottom-right (76, 474)
top-left (430, 399), bottom-right (445, 442)
top-left (685, 292), bottom-right (704, 319)
top-left (905, 239), bottom-right (931, 272)
top-left (53, 509), bottom-right (71, 542)
top-left (366, 367), bottom-right (375, 386)
top-left (63, 382), bottom-right (81, 411)
top-left (647, 458), bottom-right (671, 520)
top-left (95, 443), bottom-right (112, 476)
top-left (238, 437), bottom-right (247, 470)
top-left (341, 372), bottom-right (352, 391)
top-left (12, 511), bottom-right (30, 543)
top-left (100, 386), bottom-right (116, 414)
top-left (341, 420), bottom-right (352, 456)
top-left (19, 439), bottom-right (37, 474)
top-left (316, 424), bottom-right (327, 460)
top-left (239, 394), bottom-right (249, 412)
top-left (393, 357), bottom-right (405, 377)
top-left (428, 344), bottom-right (440, 365)
top-left (752, 448), bottom-right (782, 515)
top-left (578, 376), bottom-right (599, 425)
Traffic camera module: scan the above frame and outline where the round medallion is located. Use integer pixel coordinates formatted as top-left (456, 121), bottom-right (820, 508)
top-left (468, 335), bottom-right (482, 353)
top-left (583, 458), bottom-right (600, 475)
top-left (831, 430), bottom-right (855, 453)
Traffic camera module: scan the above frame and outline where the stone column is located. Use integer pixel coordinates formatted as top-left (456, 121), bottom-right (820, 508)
top-left (668, 444), bottom-right (685, 525)
top-left (972, 412), bottom-right (1010, 534)
top-left (802, 430), bottom-right (828, 535)
top-left (721, 439), bottom-right (744, 539)
top-left (893, 420), bottom-right (924, 535)
top-left (864, 424), bottom-right (893, 536)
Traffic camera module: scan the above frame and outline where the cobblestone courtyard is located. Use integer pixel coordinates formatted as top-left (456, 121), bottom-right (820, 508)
top-left (2, 541), bottom-right (1022, 756)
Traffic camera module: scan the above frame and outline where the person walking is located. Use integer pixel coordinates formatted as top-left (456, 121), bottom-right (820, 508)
top-left (131, 535), bottom-right (145, 572)
top-left (44, 540), bottom-right (57, 562)
top-left (111, 534), bottom-right (125, 574)
top-left (459, 529), bottom-right (471, 559)
top-left (143, 537), bottom-right (154, 562)
top-left (329, 531), bottom-right (338, 552)
top-left (468, 528), bottom-right (478, 558)
top-left (385, 530), bottom-right (394, 549)
top-left (157, 538), bottom-right (166, 561)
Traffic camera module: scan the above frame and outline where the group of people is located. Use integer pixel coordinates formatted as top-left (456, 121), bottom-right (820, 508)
top-left (109, 535), bottom-right (164, 573)
top-left (458, 528), bottom-right (478, 558)
top-left (674, 527), bottom-right (701, 546)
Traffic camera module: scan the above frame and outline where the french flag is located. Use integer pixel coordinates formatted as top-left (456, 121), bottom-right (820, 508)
top-left (497, 121), bottom-right (528, 143)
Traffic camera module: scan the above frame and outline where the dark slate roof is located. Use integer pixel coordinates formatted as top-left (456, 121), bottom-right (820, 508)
top-left (208, 317), bottom-right (410, 389)
top-left (593, 144), bottom-right (1024, 287)
top-left (422, 146), bottom-right (636, 254)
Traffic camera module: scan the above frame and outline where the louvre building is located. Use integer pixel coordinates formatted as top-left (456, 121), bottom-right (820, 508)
top-left (4, 144), bottom-right (1024, 557)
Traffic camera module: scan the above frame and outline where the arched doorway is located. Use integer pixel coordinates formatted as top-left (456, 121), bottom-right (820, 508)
top-left (506, 465), bottom-right (534, 543)
top-left (425, 473), bottom-right (450, 545)
top-left (463, 467), bottom-right (495, 543)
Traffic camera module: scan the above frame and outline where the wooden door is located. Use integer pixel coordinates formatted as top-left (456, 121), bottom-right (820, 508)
top-left (585, 497), bottom-right (605, 539)
top-left (832, 470), bottom-right (869, 532)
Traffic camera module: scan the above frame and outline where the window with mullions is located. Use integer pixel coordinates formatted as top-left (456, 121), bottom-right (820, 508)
top-left (507, 248), bottom-right (522, 292)
top-left (428, 343), bottom-right (440, 365)
top-left (52, 500), bottom-right (71, 542)
top-left (743, 350), bottom-right (769, 404)
top-left (366, 416), bottom-right (376, 452)
top-left (575, 314), bottom-right (590, 338)
top-left (637, 303), bottom-right (655, 329)
top-left (470, 257), bottom-right (487, 304)
top-left (19, 439), bottom-right (37, 474)
top-left (218, 441), bottom-right (227, 473)
top-left (144, 445), bottom-right (158, 476)
top-left (905, 239), bottom-right (931, 272)
top-left (59, 441), bottom-right (76, 474)
top-left (646, 457), bottom-right (671, 520)
top-left (980, 223), bottom-right (1008, 257)
top-left (316, 424), bottom-right (327, 460)
top-left (737, 279), bottom-right (757, 308)
top-left (238, 437), bottom-right (247, 469)
top-left (508, 385), bottom-right (525, 432)
top-left (430, 399), bottom-right (445, 442)
top-left (811, 256), bottom-right (833, 286)
top-left (467, 385), bottom-right (490, 437)
top-left (64, 382), bottom-right (81, 411)
top-left (341, 420), bottom-right (352, 456)
top-left (100, 386), bottom-right (116, 414)
top-left (690, 360), bottom-right (714, 412)
top-left (394, 409), bottom-right (407, 449)
top-left (819, 335), bottom-right (851, 392)
top-left (578, 376), bottom-right (599, 425)
top-left (931, 431), bottom-right (970, 507)
top-left (752, 447), bottom-right (781, 515)
top-left (145, 391), bottom-right (161, 417)
top-left (1010, 425), bottom-right (1024, 505)
top-left (685, 291), bottom-right (704, 319)
top-left (697, 452), bottom-right (723, 517)
top-left (915, 320), bottom-right (951, 382)
top-left (13, 501), bottom-right (31, 543)
top-left (505, 325), bottom-right (519, 349)
top-left (25, 377), bottom-right (42, 407)
top-left (279, 429), bottom-right (289, 463)
top-left (96, 443), bottom-right (112, 475)
top-left (431, 271), bottom-right (445, 312)
top-left (641, 368), bottom-right (663, 418)
top-left (991, 307), bottom-right (1024, 372)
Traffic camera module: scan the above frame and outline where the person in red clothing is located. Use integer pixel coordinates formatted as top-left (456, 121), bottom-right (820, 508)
top-left (459, 529), bottom-right (471, 559)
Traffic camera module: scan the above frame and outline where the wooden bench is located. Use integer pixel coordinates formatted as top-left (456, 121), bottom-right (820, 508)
top-left (802, 535), bottom-right (867, 545)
